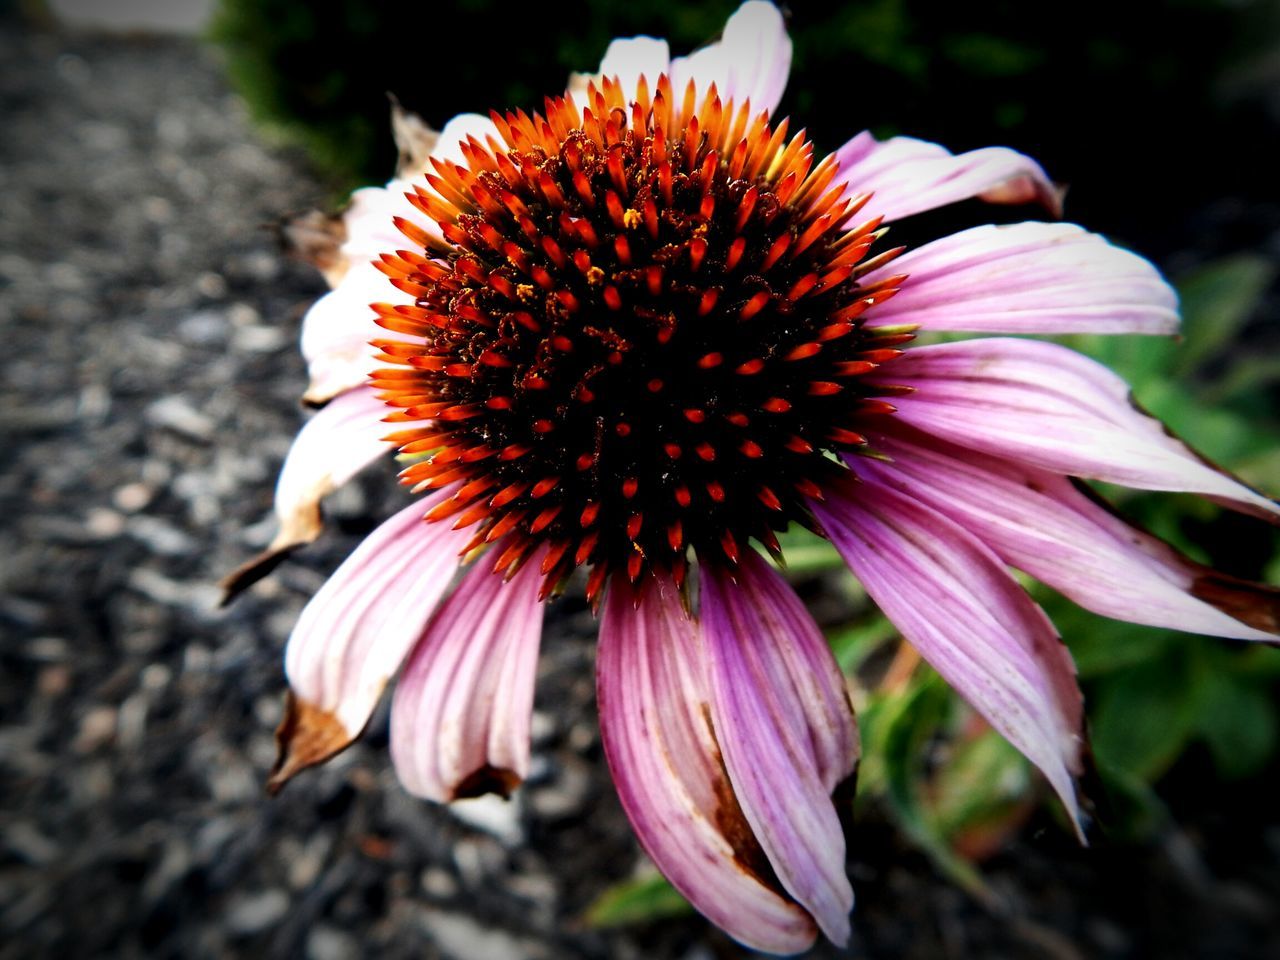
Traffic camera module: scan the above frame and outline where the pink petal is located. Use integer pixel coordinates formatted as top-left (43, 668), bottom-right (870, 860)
top-left (884, 338), bottom-right (1280, 521)
top-left (270, 490), bottom-right (471, 790)
top-left (598, 576), bottom-right (819, 954)
top-left (813, 479), bottom-right (1085, 830)
top-left (222, 385), bottom-right (394, 602)
top-left (670, 1), bottom-right (792, 115)
top-left (700, 552), bottom-right (857, 946)
top-left (859, 431), bottom-right (1279, 641)
top-left (862, 222), bottom-right (1178, 335)
top-left (390, 547), bottom-right (547, 802)
top-left (595, 36), bottom-right (671, 97)
top-left (834, 130), bottom-right (1059, 225)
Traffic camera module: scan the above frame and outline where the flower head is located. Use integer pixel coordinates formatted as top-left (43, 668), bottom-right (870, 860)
top-left (228, 3), bottom-right (1280, 953)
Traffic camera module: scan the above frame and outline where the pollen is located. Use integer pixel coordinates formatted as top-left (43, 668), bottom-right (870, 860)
top-left (370, 74), bottom-right (911, 600)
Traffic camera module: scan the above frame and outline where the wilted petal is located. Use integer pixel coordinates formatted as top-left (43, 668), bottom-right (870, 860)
top-left (860, 431), bottom-right (1280, 641)
top-left (862, 222), bottom-right (1179, 336)
top-left (813, 479), bottom-right (1084, 830)
top-left (390, 548), bottom-right (547, 802)
top-left (279, 208), bottom-right (348, 289)
top-left (834, 130), bottom-right (1059, 225)
top-left (391, 99), bottom-right (440, 179)
top-left (884, 338), bottom-right (1280, 521)
top-left (700, 552), bottom-right (857, 946)
top-left (270, 490), bottom-right (471, 790)
top-left (598, 576), bottom-right (819, 954)
top-left (221, 385), bottom-right (392, 602)
top-left (670, 1), bottom-right (792, 115)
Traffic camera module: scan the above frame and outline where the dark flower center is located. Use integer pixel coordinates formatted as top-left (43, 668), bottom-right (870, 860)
top-left (371, 76), bottom-right (911, 599)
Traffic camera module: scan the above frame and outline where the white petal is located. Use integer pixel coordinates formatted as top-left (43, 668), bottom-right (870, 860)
top-left (670, 1), bottom-right (792, 115)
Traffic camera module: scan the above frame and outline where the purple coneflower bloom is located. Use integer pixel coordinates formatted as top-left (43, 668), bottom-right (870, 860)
top-left (229, 3), bottom-right (1280, 952)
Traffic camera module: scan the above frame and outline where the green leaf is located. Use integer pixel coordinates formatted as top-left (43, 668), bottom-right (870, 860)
top-left (1172, 254), bottom-right (1277, 377)
top-left (929, 727), bottom-right (1032, 840)
top-left (1090, 654), bottom-right (1198, 782)
top-left (827, 614), bottom-right (898, 673)
top-left (864, 674), bottom-right (995, 902)
top-left (582, 870), bottom-right (693, 929)
top-left (1192, 650), bottom-right (1279, 780)
top-left (1031, 589), bottom-right (1175, 678)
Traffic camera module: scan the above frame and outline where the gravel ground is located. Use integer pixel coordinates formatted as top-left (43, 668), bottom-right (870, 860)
top-left (2, 18), bottom-right (1279, 960)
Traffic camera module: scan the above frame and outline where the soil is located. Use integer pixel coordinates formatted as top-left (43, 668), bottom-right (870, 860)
top-left (2, 17), bottom-right (1278, 960)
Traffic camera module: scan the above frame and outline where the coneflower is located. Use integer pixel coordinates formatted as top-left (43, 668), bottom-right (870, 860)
top-left (227, 3), bottom-right (1279, 952)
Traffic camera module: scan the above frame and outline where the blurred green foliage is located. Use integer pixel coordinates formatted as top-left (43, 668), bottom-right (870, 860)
top-left (210, 0), bottom-right (1279, 257)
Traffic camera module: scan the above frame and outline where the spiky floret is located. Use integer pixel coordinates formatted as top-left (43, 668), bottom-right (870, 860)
top-left (369, 74), bottom-right (912, 600)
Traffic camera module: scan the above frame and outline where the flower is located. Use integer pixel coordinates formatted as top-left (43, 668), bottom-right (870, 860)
top-left (227, 2), bottom-right (1280, 952)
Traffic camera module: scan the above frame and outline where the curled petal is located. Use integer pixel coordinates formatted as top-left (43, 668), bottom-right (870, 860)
top-left (860, 431), bottom-right (1280, 641)
top-left (270, 490), bottom-right (471, 790)
top-left (598, 576), bottom-right (819, 954)
top-left (862, 223), bottom-right (1179, 336)
top-left (813, 479), bottom-right (1085, 831)
top-left (883, 338), bottom-right (1280, 521)
top-left (390, 547), bottom-right (547, 802)
top-left (670, 1), bottom-right (792, 115)
top-left (221, 385), bottom-right (392, 603)
top-left (834, 130), bottom-right (1059, 225)
top-left (701, 552), bottom-right (857, 946)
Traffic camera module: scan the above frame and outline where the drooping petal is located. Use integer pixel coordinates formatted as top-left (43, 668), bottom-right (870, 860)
top-left (221, 385), bottom-right (393, 602)
top-left (834, 130), bottom-right (1059, 225)
top-left (883, 338), bottom-right (1280, 521)
top-left (700, 552), bottom-right (857, 946)
top-left (813, 479), bottom-right (1085, 830)
top-left (861, 222), bottom-right (1179, 336)
top-left (390, 547), bottom-right (547, 802)
top-left (858, 431), bottom-right (1280, 641)
top-left (670, 1), bottom-right (792, 115)
top-left (598, 576), bottom-right (819, 954)
top-left (269, 490), bottom-right (472, 790)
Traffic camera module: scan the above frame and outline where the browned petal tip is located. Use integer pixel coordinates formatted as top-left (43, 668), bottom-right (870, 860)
top-left (1192, 572), bottom-right (1280, 637)
top-left (266, 692), bottom-right (354, 795)
top-left (449, 765), bottom-right (523, 801)
top-left (278, 208), bottom-right (348, 288)
top-left (218, 544), bottom-right (297, 607)
top-left (390, 96), bottom-right (440, 179)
